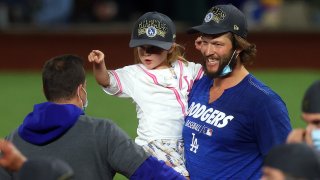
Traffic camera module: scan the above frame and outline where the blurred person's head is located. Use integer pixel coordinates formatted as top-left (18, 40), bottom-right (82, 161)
top-left (262, 143), bottom-right (320, 180)
top-left (187, 4), bottom-right (256, 78)
top-left (301, 80), bottom-right (320, 129)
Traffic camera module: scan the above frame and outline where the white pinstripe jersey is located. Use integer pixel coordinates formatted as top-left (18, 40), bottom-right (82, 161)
top-left (103, 60), bottom-right (203, 146)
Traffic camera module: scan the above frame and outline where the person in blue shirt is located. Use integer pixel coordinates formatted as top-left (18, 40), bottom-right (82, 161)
top-left (182, 4), bottom-right (292, 179)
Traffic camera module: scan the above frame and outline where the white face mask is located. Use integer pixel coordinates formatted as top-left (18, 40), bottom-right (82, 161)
top-left (312, 129), bottom-right (320, 150)
top-left (79, 87), bottom-right (88, 111)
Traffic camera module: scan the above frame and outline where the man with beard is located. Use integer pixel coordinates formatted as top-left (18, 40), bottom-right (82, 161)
top-left (182, 4), bottom-right (292, 179)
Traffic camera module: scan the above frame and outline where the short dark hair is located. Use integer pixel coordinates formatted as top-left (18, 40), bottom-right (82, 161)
top-left (42, 55), bottom-right (85, 102)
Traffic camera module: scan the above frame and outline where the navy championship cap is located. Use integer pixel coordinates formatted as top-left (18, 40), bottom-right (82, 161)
top-left (188, 4), bottom-right (248, 38)
top-left (302, 80), bottom-right (320, 113)
top-left (129, 12), bottom-right (176, 50)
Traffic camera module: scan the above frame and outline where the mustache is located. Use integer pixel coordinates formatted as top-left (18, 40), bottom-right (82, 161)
top-left (203, 54), bottom-right (220, 61)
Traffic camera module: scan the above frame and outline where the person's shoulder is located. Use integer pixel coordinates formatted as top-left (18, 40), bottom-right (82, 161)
top-left (196, 75), bottom-right (211, 83)
top-left (4, 128), bottom-right (19, 141)
top-left (245, 74), bottom-right (276, 95)
top-left (174, 59), bottom-right (200, 67)
top-left (244, 74), bottom-right (284, 103)
top-left (77, 115), bottom-right (116, 130)
top-left (190, 75), bottom-right (211, 93)
top-left (76, 115), bottom-right (132, 144)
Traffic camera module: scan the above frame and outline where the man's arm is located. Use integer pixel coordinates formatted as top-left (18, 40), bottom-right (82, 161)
top-left (130, 156), bottom-right (185, 180)
top-left (0, 139), bottom-right (26, 172)
top-left (104, 121), bottom-right (185, 179)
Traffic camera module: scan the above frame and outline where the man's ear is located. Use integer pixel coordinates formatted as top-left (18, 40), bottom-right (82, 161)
top-left (77, 84), bottom-right (82, 96)
top-left (236, 49), bottom-right (242, 55)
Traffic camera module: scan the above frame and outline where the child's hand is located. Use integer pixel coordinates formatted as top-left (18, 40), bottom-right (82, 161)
top-left (88, 50), bottom-right (105, 64)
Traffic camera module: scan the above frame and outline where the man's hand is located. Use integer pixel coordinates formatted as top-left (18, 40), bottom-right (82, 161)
top-left (286, 127), bottom-right (314, 147)
top-left (0, 139), bottom-right (26, 172)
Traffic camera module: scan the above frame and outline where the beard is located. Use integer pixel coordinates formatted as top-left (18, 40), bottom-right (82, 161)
top-left (202, 50), bottom-right (237, 79)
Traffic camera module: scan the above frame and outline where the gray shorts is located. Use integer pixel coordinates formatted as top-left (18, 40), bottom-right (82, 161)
top-left (142, 139), bottom-right (189, 177)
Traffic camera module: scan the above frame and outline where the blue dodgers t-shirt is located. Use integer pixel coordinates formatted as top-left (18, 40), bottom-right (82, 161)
top-left (183, 74), bottom-right (292, 180)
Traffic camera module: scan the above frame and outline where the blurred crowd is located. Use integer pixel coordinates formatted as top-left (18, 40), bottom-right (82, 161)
top-left (0, 0), bottom-right (320, 31)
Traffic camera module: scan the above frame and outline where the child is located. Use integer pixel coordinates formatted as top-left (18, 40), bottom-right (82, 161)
top-left (88, 12), bottom-right (203, 177)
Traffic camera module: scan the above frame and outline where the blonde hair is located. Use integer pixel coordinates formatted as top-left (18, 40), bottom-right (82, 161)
top-left (133, 43), bottom-right (188, 65)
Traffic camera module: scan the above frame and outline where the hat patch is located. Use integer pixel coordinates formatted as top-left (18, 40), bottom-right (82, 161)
top-left (205, 7), bottom-right (226, 24)
top-left (146, 26), bottom-right (157, 37)
top-left (234, 25), bottom-right (239, 31)
top-left (138, 19), bottom-right (167, 38)
top-left (204, 12), bottom-right (213, 23)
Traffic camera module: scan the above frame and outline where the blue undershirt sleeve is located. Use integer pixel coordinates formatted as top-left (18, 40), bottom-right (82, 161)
top-left (130, 156), bottom-right (185, 180)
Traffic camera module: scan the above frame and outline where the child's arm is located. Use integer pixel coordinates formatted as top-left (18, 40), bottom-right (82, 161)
top-left (88, 50), bottom-right (110, 87)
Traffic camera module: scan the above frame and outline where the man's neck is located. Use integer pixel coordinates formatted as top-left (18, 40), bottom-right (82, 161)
top-left (52, 98), bottom-right (82, 109)
top-left (213, 64), bottom-right (249, 90)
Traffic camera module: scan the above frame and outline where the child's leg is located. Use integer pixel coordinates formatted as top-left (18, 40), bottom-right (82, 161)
top-left (142, 139), bottom-right (189, 177)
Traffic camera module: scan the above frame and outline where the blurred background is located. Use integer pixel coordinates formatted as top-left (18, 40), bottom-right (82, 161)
top-left (0, 0), bottom-right (320, 179)
top-left (1, 0), bottom-right (320, 31)
top-left (1, 0), bottom-right (320, 70)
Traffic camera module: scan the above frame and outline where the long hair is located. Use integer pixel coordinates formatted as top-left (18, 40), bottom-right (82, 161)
top-left (42, 55), bottom-right (85, 102)
top-left (232, 34), bottom-right (257, 66)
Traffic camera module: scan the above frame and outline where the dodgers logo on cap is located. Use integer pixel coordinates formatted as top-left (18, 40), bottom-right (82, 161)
top-left (204, 12), bottom-right (213, 23)
top-left (146, 26), bottom-right (157, 37)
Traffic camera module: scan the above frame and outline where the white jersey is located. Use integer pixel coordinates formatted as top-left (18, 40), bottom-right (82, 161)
top-left (103, 60), bottom-right (203, 146)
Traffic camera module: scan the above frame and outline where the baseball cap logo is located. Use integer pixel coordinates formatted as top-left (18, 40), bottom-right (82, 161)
top-left (234, 25), bottom-right (239, 31)
top-left (204, 12), bottom-right (213, 23)
top-left (146, 26), bottom-right (157, 37)
top-left (205, 7), bottom-right (226, 24)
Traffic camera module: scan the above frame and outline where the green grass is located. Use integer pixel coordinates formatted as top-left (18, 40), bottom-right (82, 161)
top-left (0, 70), bottom-right (319, 179)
